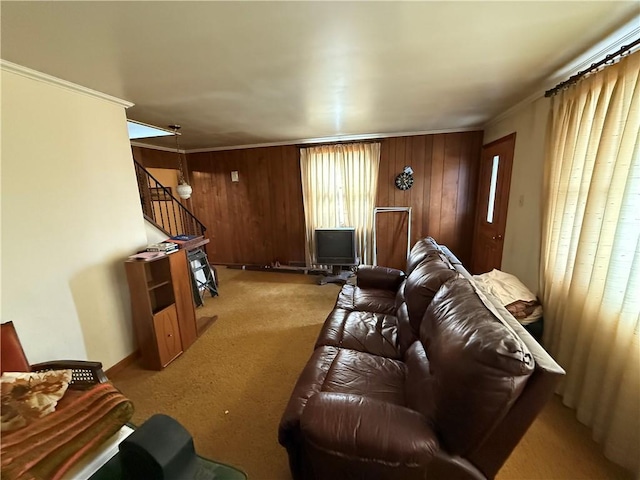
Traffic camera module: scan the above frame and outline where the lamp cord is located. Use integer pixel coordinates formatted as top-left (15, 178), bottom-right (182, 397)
top-left (171, 125), bottom-right (187, 184)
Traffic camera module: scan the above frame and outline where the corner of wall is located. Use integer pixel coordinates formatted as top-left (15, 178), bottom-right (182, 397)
top-left (483, 97), bottom-right (550, 294)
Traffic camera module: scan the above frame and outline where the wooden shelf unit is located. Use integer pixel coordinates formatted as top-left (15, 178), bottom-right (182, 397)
top-left (124, 249), bottom-right (198, 370)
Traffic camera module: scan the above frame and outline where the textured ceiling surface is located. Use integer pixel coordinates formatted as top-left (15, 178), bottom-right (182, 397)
top-left (1, 1), bottom-right (638, 150)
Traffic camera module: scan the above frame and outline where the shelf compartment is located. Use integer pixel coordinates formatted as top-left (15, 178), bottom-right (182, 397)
top-left (144, 259), bottom-right (172, 286)
top-left (149, 282), bottom-right (175, 314)
top-left (147, 280), bottom-right (171, 291)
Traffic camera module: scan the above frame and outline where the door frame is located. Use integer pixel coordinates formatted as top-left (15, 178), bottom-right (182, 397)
top-left (470, 133), bottom-right (516, 273)
top-left (372, 206), bottom-right (412, 266)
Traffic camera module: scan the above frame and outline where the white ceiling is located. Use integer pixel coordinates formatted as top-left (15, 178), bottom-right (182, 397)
top-left (1, 1), bottom-right (638, 150)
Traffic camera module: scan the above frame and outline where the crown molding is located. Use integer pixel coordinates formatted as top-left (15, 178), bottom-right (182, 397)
top-left (183, 127), bottom-right (483, 153)
top-left (485, 17), bottom-right (640, 127)
top-left (484, 91), bottom-right (548, 128)
top-left (130, 141), bottom-right (186, 154)
top-left (1, 60), bottom-right (134, 108)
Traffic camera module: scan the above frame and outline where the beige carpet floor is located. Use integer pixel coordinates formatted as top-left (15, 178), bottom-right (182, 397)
top-left (112, 267), bottom-right (632, 480)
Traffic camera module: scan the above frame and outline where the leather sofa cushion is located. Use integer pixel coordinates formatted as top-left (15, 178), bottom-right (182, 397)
top-left (335, 284), bottom-right (396, 315)
top-left (395, 280), bottom-right (406, 308)
top-left (404, 341), bottom-right (436, 420)
top-left (395, 303), bottom-right (415, 356)
top-left (419, 278), bottom-right (534, 456)
top-left (315, 308), bottom-right (400, 359)
top-left (404, 261), bottom-right (458, 334)
top-left (322, 348), bottom-right (406, 405)
top-left (279, 346), bottom-right (406, 448)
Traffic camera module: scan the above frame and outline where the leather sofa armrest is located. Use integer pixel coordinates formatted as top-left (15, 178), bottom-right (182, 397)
top-left (356, 265), bottom-right (406, 290)
top-left (301, 392), bottom-right (438, 465)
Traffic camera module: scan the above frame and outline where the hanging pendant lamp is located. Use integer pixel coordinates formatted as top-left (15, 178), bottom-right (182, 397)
top-left (169, 125), bottom-right (193, 199)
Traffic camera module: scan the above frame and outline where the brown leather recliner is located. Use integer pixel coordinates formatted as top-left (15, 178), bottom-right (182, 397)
top-left (315, 244), bottom-right (458, 360)
top-left (279, 238), bottom-right (565, 480)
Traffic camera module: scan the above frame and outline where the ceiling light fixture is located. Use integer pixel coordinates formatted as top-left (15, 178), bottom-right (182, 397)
top-left (169, 125), bottom-right (193, 200)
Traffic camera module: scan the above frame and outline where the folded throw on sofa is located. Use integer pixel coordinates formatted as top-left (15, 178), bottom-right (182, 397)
top-left (1, 383), bottom-right (133, 480)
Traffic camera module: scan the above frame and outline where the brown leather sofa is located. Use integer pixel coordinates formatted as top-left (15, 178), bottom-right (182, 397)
top-left (279, 237), bottom-right (565, 480)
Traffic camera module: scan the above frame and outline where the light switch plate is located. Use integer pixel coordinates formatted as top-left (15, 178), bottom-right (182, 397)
top-left (231, 171), bottom-right (239, 182)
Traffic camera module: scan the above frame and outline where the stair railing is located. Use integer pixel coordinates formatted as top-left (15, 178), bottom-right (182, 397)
top-left (133, 159), bottom-right (206, 238)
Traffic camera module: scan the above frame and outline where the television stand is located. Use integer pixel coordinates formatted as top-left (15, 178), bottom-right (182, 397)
top-left (318, 264), bottom-right (356, 286)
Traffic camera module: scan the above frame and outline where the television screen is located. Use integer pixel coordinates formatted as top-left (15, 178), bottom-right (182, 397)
top-left (315, 228), bottom-right (357, 265)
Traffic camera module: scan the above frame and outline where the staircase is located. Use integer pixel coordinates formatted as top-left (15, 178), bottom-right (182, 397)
top-left (133, 159), bottom-right (206, 238)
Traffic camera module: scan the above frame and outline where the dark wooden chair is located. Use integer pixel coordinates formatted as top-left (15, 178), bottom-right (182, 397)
top-left (1, 321), bottom-right (108, 387)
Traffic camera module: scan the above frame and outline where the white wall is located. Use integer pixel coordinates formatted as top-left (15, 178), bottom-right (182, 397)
top-left (145, 220), bottom-right (170, 245)
top-left (1, 67), bottom-right (148, 368)
top-left (483, 96), bottom-right (550, 294)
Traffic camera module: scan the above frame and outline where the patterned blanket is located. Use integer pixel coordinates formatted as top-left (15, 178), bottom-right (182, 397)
top-left (1, 383), bottom-right (133, 480)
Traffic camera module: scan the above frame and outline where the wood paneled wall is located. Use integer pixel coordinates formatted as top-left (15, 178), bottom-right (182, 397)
top-left (376, 132), bottom-right (483, 269)
top-left (132, 145), bottom-right (184, 170)
top-left (133, 131), bottom-right (482, 268)
top-left (187, 146), bottom-right (306, 265)
top-left (131, 144), bottom-right (195, 196)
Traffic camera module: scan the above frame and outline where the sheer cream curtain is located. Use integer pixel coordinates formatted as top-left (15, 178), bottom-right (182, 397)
top-left (300, 143), bottom-right (380, 266)
top-left (540, 51), bottom-right (640, 473)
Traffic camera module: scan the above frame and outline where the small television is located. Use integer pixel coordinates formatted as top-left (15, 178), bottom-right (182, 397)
top-left (314, 228), bottom-right (357, 265)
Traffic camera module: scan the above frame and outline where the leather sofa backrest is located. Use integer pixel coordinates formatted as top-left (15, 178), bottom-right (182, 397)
top-left (404, 260), bottom-right (458, 335)
top-left (395, 302), bottom-right (415, 355)
top-left (406, 237), bottom-right (443, 275)
top-left (411, 277), bottom-right (534, 457)
top-left (404, 340), bottom-right (435, 419)
top-left (394, 278), bottom-right (406, 309)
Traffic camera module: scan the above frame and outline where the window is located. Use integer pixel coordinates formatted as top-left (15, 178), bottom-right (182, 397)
top-left (299, 143), bottom-right (380, 265)
top-left (486, 155), bottom-right (499, 224)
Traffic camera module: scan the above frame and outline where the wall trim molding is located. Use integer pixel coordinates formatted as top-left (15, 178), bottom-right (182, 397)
top-left (181, 127), bottom-right (483, 154)
top-left (1, 60), bottom-right (134, 108)
top-left (105, 350), bottom-right (140, 378)
top-left (130, 141), bottom-right (185, 153)
top-left (485, 18), bottom-right (640, 127)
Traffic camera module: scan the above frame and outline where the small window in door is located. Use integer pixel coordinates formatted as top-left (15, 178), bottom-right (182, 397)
top-left (487, 155), bottom-right (500, 223)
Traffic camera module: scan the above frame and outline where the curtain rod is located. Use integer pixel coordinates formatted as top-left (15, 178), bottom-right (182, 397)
top-left (545, 38), bottom-right (640, 97)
